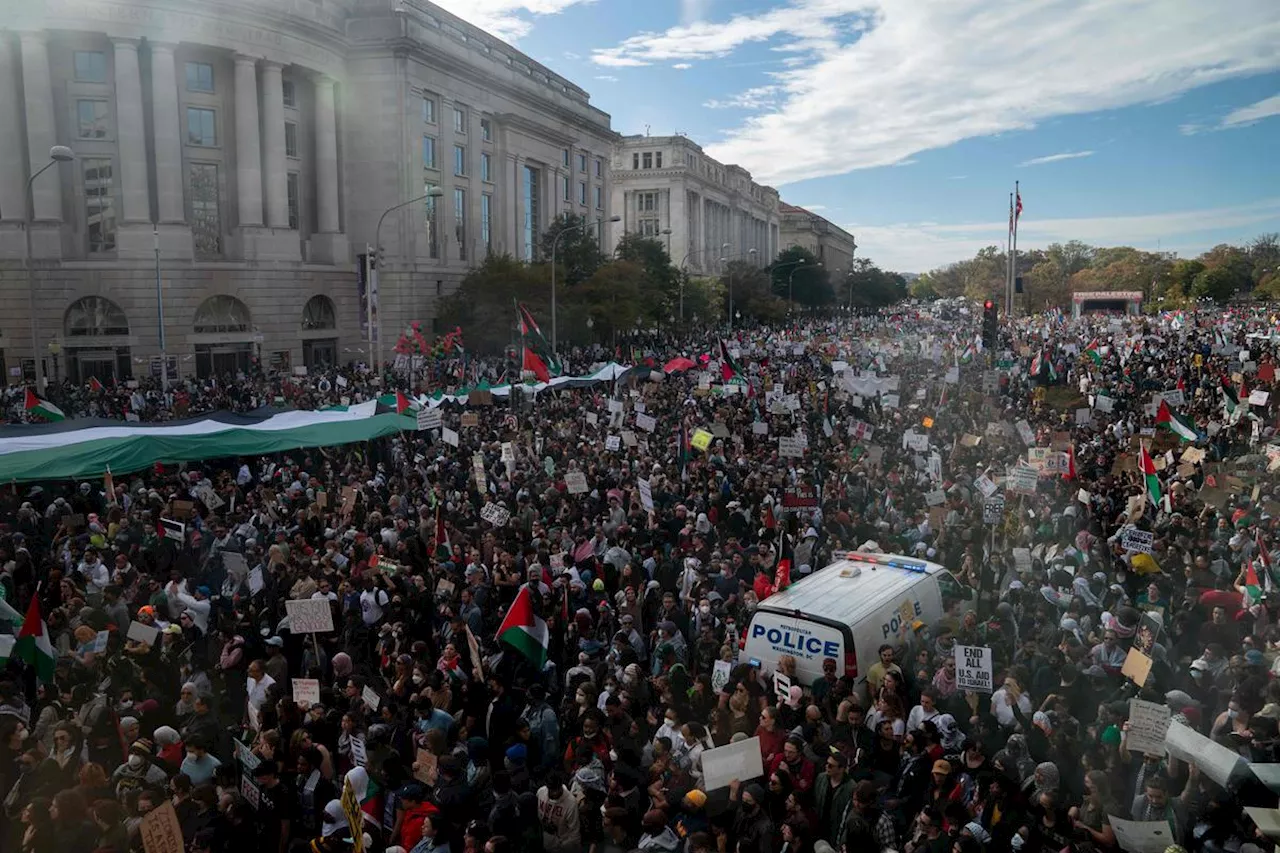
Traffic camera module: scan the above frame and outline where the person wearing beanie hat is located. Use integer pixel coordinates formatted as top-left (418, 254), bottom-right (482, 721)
top-left (730, 780), bottom-right (773, 853)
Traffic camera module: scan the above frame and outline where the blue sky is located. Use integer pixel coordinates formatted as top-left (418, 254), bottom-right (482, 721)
top-left (433, 0), bottom-right (1280, 273)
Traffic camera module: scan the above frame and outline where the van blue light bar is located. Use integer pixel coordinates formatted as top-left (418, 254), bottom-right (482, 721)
top-left (831, 551), bottom-right (929, 574)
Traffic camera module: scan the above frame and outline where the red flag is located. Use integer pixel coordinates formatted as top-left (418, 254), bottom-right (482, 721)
top-left (1064, 444), bottom-right (1076, 481)
top-left (1015, 190), bottom-right (1023, 220)
top-left (88, 376), bottom-right (104, 392)
top-left (523, 348), bottom-right (550, 382)
top-left (395, 391), bottom-right (412, 414)
top-left (774, 533), bottom-right (793, 593)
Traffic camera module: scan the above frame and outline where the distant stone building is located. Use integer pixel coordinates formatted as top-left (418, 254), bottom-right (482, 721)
top-left (609, 135), bottom-right (778, 277)
top-left (778, 203), bottom-right (857, 280)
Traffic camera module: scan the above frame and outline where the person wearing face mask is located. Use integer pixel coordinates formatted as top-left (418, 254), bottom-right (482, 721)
top-left (728, 779), bottom-right (774, 853)
top-left (180, 735), bottom-right (222, 785)
top-left (111, 740), bottom-right (168, 800)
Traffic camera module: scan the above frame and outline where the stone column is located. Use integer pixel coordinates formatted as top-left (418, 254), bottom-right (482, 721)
top-left (149, 43), bottom-right (184, 223)
top-left (504, 153), bottom-right (518, 256)
top-left (19, 32), bottom-right (61, 222)
top-left (313, 75), bottom-right (340, 233)
top-left (260, 60), bottom-right (288, 229)
top-left (233, 54), bottom-right (263, 227)
top-left (111, 38), bottom-right (150, 223)
top-left (0, 35), bottom-right (26, 229)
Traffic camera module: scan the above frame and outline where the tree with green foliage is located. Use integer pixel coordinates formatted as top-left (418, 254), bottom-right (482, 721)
top-left (540, 214), bottom-right (605, 287)
top-left (437, 254), bottom-right (551, 352)
top-left (768, 246), bottom-right (833, 308)
top-left (845, 258), bottom-right (908, 309)
top-left (615, 234), bottom-right (681, 323)
top-left (720, 260), bottom-right (773, 322)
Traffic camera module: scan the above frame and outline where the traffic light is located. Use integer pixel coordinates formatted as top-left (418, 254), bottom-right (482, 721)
top-left (982, 300), bottom-right (999, 350)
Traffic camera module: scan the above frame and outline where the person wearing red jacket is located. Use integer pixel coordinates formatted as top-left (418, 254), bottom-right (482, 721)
top-left (766, 735), bottom-right (816, 793)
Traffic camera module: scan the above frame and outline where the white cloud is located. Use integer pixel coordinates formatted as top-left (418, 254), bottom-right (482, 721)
top-left (1220, 93), bottom-right (1280, 129)
top-left (594, 74), bottom-right (619, 83)
top-left (1018, 150), bottom-right (1095, 167)
top-left (673, 63), bottom-right (693, 69)
top-left (681, 0), bottom-right (712, 25)
top-left (845, 198), bottom-right (1280, 272)
top-left (592, 0), bottom-right (1280, 185)
top-left (704, 85), bottom-right (782, 110)
top-left (430, 0), bottom-right (593, 42)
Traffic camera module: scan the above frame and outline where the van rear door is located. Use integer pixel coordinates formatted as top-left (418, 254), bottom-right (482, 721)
top-left (743, 610), bottom-right (851, 687)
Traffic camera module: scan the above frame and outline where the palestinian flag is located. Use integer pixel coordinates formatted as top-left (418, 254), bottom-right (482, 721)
top-left (1064, 444), bottom-right (1076, 481)
top-left (959, 342), bottom-right (975, 364)
top-left (718, 339), bottom-right (742, 382)
top-left (1139, 446), bottom-right (1161, 508)
top-left (1258, 531), bottom-right (1275, 592)
top-left (375, 392), bottom-right (418, 414)
top-left (14, 596), bottom-right (55, 683)
top-left (517, 303), bottom-right (560, 376)
top-left (1223, 385), bottom-right (1244, 425)
top-left (1244, 561), bottom-right (1263, 604)
top-left (1084, 339), bottom-right (1102, 364)
top-left (88, 376), bottom-right (104, 392)
top-left (522, 347), bottom-right (551, 382)
top-left (1155, 400), bottom-right (1198, 442)
top-left (496, 585), bottom-right (549, 668)
top-left (433, 505), bottom-right (451, 560)
top-left (1030, 351), bottom-right (1043, 378)
top-left (24, 388), bottom-right (65, 422)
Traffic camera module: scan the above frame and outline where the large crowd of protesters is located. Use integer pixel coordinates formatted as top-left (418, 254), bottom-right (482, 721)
top-left (2, 303), bottom-right (1280, 853)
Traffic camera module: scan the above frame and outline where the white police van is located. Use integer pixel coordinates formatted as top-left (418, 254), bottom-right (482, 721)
top-left (741, 551), bottom-right (974, 698)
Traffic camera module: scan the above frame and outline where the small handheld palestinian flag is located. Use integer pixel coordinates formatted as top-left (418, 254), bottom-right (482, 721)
top-left (1155, 400), bottom-right (1198, 442)
top-left (24, 388), bottom-right (65, 422)
top-left (1084, 339), bottom-right (1102, 364)
top-left (1139, 446), bottom-right (1161, 508)
top-left (88, 376), bottom-right (104, 392)
top-left (496, 585), bottom-right (549, 667)
top-left (718, 339), bottom-right (742, 382)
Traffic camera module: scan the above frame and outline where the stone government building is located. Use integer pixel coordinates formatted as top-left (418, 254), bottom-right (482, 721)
top-left (0, 0), bottom-right (618, 384)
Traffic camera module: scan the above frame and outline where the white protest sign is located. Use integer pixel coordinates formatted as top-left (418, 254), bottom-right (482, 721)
top-left (638, 478), bottom-right (654, 512)
top-left (975, 475), bottom-right (999, 498)
top-left (350, 735), bottom-right (367, 767)
top-left (1160, 389), bottom-right (1185, 407)
top-left (773, 671), bottom-right (791, 702)
top-left (500, 441), bottom-right (516, 462)
top-left (361, 685), bottom-right (381, 712)
top-left (1075, 407), bottom-right (1092, 426)
top-left (881, 394), bottom-right (900, 409)
top-left (417, 408), bottom-right (442, 431)
top-left (1012, 547), bottom-right (1032, 573)
top-left (127, 620), bottom-right (160, 646)
top-left (480, 502), bottom-right (511, 527)
top-left (1007, 466), bottom-right (1039, 496)
top-left (954, 645), bottom-right (993, 692)
top-left (565, 471), bottom-right (588, 495)
top-left (701, 736), bottom-right (765, 792)
top-left (586, 411), bottom-right (599, 426)
top-left (441, 427), bottom-right (459, 447)
top-left (1109, 816), bottom-right (1175, 853)
top-left (635, 412), bottom-right (656, 432)
top-left (1126, 699), bottom-right (1170, 756)
top-left (778, 436), bottom-right (805, 458)
top-left (1095, 394), bottom-right (1115, 413)
top-left (292, 678), bottom-right (321, 707)
top-left (1016, 419), bottom-right (1036, 446)
top-left (605, 435), bottom-right (621, 451)
top-left (712, 660), bottom-right (732, 694)
top-left (925, 489), bottom-right (946, 507)
top-left (1250, 389), bottom-right (1270, 406)
top-left (1121, 527), bottom-right (1155, 554)
top-left (285, 598), bottom-right (334, 634)
top-left (1165, 721), bottom-right (1244, 786)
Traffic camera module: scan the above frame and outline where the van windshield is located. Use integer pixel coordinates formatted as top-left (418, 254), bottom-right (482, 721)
top-left (935, 569), bottom-right (973, 602)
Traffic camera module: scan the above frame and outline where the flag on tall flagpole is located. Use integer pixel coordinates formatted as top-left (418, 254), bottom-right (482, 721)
top-left (14, 596), bottom-right (55, 683)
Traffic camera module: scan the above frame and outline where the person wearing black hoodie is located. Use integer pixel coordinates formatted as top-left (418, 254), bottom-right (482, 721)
top-left (728, 780), bottom-right (773, 853)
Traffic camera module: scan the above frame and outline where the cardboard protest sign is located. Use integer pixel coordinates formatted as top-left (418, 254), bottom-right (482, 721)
top-left (1126, 699), bottom-right (1170, 756)
top-left (285, 598), bottom-right (334, 633)
top-left (139, 800), bottom-right (184, 853)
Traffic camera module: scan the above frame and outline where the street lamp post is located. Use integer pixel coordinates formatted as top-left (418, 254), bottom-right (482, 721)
top-left (551, 214), bottom-right (620, 354)
top-left (720, 248), bottom-right (757, 333)
top-left (153, 225), bottom-right (168, 391)
top-left (372, 187), bottom-right (444, 372)
top-left (25, 145), bottom-right (74, 390)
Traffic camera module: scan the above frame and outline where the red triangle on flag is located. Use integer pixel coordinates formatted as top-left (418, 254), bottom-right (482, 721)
top-left (523, 348), bottom-right (550, 382)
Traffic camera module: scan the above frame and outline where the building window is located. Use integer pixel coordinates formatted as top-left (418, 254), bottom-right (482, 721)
top-left (423, 95), bottom-right (437, 124)
top-left (578, 153), bottom-right (587, 172)
top-left (282, 78), bottom-right (296, 107)
top-left (563, 148), bottom-right (570, 167)
top-left (83, 158), bottom-right (116, 253)
top-left (632, 153), bottom-right (639, 170)
top-left (454, 106), bottom-right (467, 133)
top-left (186, 107), bottom-right (216, 146)
top-left (642, 152), bottom-right (652, 169)
top-left (480, 118), bottom-right (492, 141)
top-left (189, 163), bottom-right (221, 256)
top-left (284, 121), bottom-right (298, 158)
top-left (638, 191), bottom-right (656, 212)
top-left (74, 51), bottom-right (106, 83)
top-left (481, 193), bottom-right (492, 253)
top-left (76, 99), bottom-right (109, 139)
top-left (578, 181), bottom-right (587, 205)
top-left (639, 218), bottom-right (660, 237)
top-left (480, 152), bottom-right (491, 182)
top-left (594, 186), bottom-right (603, 209)
top-left (522, 165), bottom-right (540, 261)
top-left (595, 157), bottom-right (603, 177)
top-left (454, 188), bottom-right (467, 261)
top-left (424, 183), bottom-right (440, 259)
top-left (286, 172), bottom-right (300, 230)
top-left (560, 175), bottom-right (570, 201)
top-left (454, 144), bottom-right (466, 176)
top-left (185, 61), bottom-right (214, 93)
top-left (422, 136), bottom-right (436, 169)
top-left (655, 151), bottom-right (663, 168)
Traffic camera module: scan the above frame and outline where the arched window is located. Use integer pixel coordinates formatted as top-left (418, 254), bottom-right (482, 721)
top-left (64, 296), bottom-right (130, 337)
top-left (301, 295), bottom-right (337, 330)
top-left (193, 295), bottom-right (252, 334)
